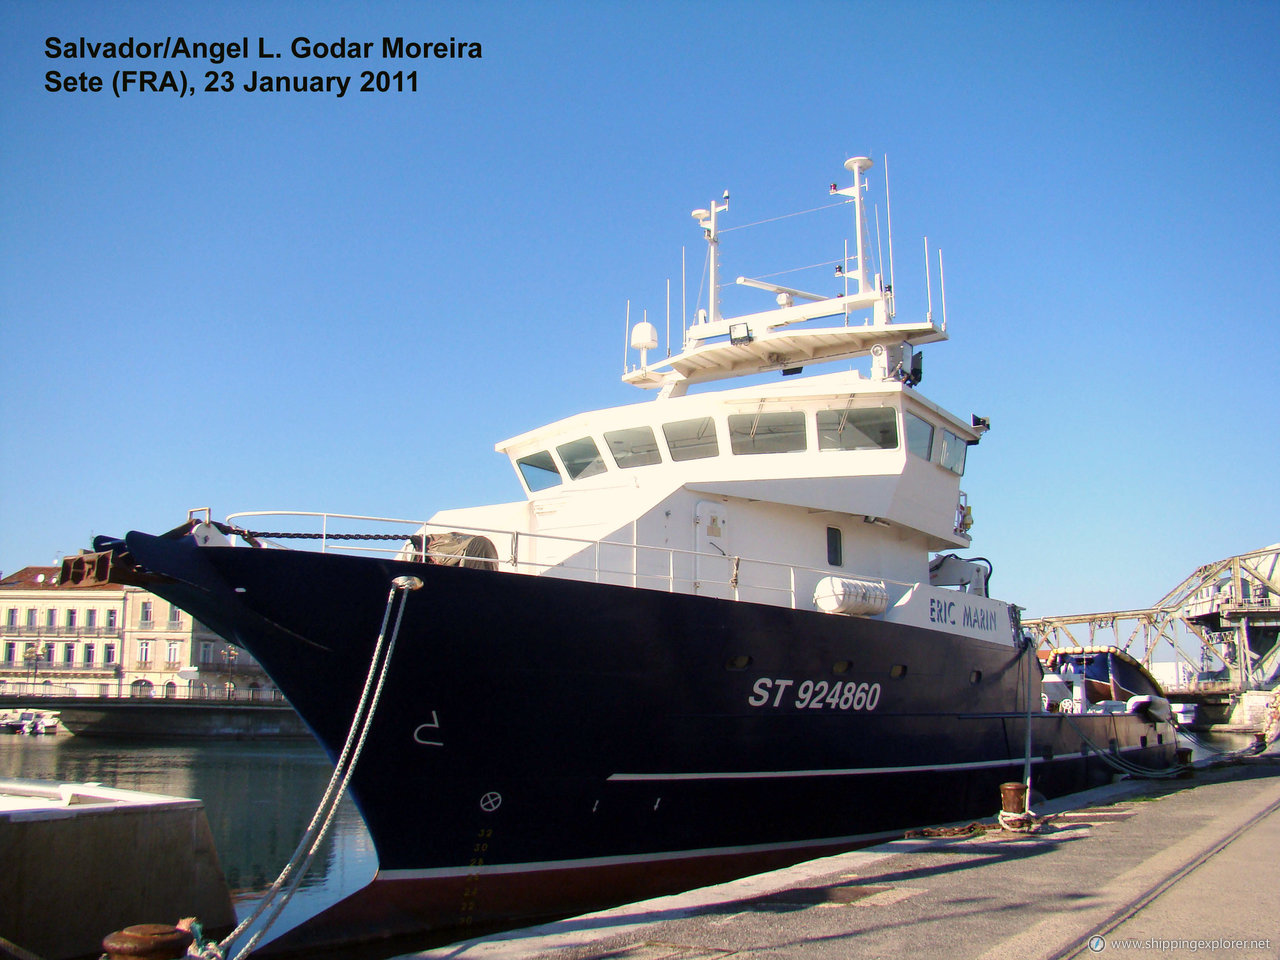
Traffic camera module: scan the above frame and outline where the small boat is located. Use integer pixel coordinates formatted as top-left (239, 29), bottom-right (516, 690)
top-left (1041, 647), bottom-right (1170, 716)
top-left (4, 710), bottom-right (61, 735)
top-left (29, 712), bottom-right (60, 735)
top-left (73, 158), bottom-right (1177, 955)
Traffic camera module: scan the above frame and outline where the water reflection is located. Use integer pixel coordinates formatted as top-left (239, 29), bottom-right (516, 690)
top-left (0, 733), bottom-right (376, 916)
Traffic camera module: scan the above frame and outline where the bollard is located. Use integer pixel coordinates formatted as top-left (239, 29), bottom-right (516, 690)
top-left (101, 924), bottom-right (194, 960)
top-left (999, 781), bottom-right (1028, 814)
top-left (1175, 746), bottom-right (1194, 778)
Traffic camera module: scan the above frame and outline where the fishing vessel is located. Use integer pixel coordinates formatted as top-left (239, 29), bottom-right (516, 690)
top-left (70, 159), bottom-right (1176, 954)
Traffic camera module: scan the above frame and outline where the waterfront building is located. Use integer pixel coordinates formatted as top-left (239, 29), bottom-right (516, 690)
top-left (0, 565), bottom-right (278, 700)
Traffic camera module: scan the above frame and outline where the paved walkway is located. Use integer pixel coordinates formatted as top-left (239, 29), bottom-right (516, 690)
top-left (407, 752), bottom-right (1280, 960)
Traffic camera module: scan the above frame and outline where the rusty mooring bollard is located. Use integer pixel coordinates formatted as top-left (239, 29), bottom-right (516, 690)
top-left (999, 781), bottom-right (1028, 814)
top-left (101, 924), bottom-right (194, 960)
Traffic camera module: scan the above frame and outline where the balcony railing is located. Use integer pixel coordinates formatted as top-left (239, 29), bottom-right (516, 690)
top-left (0, 659), bottom-right (268, 678)
top-left (0, 682), bottom-right (285, 702)
top-left (0, 625), bottom-right (123, 639)
top-left (2, 659), bottom-right (105, 670)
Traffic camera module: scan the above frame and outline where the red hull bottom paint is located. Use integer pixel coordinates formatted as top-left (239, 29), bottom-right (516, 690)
top-left (258, 838), bottom-right (893, 956)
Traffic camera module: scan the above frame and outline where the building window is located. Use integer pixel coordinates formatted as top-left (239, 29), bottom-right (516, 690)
top-left (104, 643), bottom-right (116, 665)
top-left (66, 609), bottom-right (77, 629)
top-left (26, 609), bottom-right (37, 628)
top-left (827, 526), bottom-right (843, 566)
top-left (167, 641), bottom-right (181, 665)
top-left (168, 603), bottom-right (182, 625)
top-left (4, 641), bottom-right (15, 664)
top-left (63, 643), bottom-right (74, 664)
top-left (46, 609), bottom-right (57, 629)
top-left (139, 601), bottom-right (153, 625)
top-left (138, 640), bottom-right (152, 664)
top-left (106, 610), bottom-right (117, 630)
top-left (200, 642), bottom-right (214, 664)
top-left (5, 608), bottom-right (16, 628)
top-left (83, 643), bottom-right (95, 665)
top-left (86, 609), bottom-right (97, 629)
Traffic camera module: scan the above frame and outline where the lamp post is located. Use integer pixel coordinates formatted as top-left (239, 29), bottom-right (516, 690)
top-left (221, 646), bottom-right (239, 699)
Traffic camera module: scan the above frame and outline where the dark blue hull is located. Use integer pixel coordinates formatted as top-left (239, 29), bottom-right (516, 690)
top-left (119, 531), bottom-right (1176, 952)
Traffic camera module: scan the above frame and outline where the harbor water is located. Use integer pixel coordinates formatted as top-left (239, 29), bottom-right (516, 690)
top-left (0, 731), bottom-right (377, 938)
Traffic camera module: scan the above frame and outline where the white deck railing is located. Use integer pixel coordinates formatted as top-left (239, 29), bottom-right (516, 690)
top-left (222, 510), bottom-right (915, 612)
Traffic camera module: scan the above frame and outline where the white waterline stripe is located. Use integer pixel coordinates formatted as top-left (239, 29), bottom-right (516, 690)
top-left (608, 744), bottom-right (1156, 782)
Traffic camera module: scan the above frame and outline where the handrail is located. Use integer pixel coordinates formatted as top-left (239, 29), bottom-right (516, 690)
top-left (223, 510), bottom-right (915, 611)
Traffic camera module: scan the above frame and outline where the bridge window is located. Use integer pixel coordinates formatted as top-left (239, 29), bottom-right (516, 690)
top-left (556, 436), bottom-right (608, 480)
top-left (939, 429), bottom-right (967, 475)
top-left (605, 426), bottom-right (662, 468)
top-left (905, 412), bottom-right (935, 461)
top-left (516, 450), bottom-right (563, 491)
top-left (728, 411), bottom-right (807, 455)
top-left (663, 417), bottom-right (719, 461)
top-left (817, 407), bottom-right (898, 451)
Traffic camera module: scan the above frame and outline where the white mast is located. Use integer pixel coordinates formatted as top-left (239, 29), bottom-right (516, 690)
top-left (692, 191), bottom-right (729, 325)
top-left (846, 157), bottom-right (872, 295)
top-left (623, 160), bottom-right (946, 392)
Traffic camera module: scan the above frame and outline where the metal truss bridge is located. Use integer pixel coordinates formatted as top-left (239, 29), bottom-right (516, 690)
top-left (1023, 544), bottom-right (1280, 696)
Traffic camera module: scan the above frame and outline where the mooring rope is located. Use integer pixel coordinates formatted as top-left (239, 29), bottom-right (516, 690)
top-left (1062, 713), bottom-right (1190, 780)
top-left (207, 574), bottom-right (423, 960)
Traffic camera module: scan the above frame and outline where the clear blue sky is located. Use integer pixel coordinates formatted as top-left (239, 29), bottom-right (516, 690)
top-left (2, 1), bottom-right (1277, 616)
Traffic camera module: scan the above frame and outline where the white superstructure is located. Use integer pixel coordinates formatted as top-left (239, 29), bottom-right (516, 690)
top-left (421, 159), bottom-right (1010, 645)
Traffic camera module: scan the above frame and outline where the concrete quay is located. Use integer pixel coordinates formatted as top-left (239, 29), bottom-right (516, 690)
top-left (408, 752), bottom-right (1280, 960)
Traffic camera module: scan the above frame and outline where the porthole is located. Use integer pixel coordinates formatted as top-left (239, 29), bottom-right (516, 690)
top-left (889, 664), bottom-right (908, 679)
top-left (832, 660), bottom-right (852, 675)
top-left (725, 655), bottom-right (752, 671)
